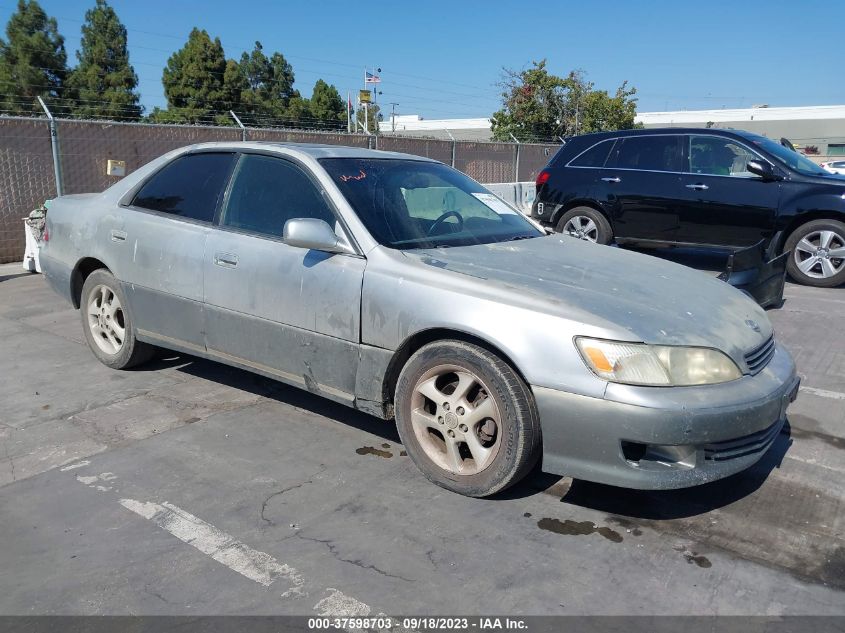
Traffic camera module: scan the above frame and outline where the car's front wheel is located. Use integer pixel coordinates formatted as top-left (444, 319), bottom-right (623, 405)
top-left (80, 269), bottom-right (154, 369)
top-left (394, 340), bottom-right (541, 497)
top-left (784, 219), bottom-right (845, 287)
top-left (555, 206), bottom-right (612, 244)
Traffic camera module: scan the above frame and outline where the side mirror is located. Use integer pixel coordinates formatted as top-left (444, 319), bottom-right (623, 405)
top-left (283, 218), bottom-right (353, 254)
top-left (747, 160), bottom-right (779, 181)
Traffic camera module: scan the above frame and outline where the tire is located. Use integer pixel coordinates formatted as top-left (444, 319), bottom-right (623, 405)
top-left (80, 269), bottom-right (154, 369)
top-left (394, 340), bottom-right (541, 497)
top-left (555, 206), bottom-right (612, 245)
top-left (784, 219), bottom-right (845, 287)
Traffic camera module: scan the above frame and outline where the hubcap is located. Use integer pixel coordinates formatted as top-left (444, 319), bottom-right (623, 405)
top-left (794, 230), bottom-right (845, 279)
top-left (87, 285), bottom-right (125, 355)
top-left (563, 216), bottom-right (598, 242)
top-left (410, 364), bottom-right (502, 476)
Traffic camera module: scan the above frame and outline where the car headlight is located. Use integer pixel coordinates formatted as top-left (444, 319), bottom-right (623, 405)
top-left (575, 337), bottom-right (741, 386)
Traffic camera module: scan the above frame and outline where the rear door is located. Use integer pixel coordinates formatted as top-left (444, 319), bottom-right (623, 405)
top-left (675, 134), bottom-right (781, 247)
top-left (119, 151), bottom-right (236, 351)
top-left (597, 135), bottom-right (685, 242)
top-left (203, 152), bottom-right (366, 403)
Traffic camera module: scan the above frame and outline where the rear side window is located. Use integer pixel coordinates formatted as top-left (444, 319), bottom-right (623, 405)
top-left (221, 154), bottom-right (336, 238)
top-left (611, 136), bottom-right (683, 172)
top-left (569, 139), bottom-right (615, 167)
top-left (132, 153), bottom-right (235, 222)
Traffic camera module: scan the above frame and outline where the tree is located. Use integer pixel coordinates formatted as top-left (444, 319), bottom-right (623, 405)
top-left (490, 60), bottom-right (638, 142)
top-left (309, 79), bottom-right (345, 129)
top-left (158, 28), bottom-right (226, 123)
top-left (0, 0), bottom-right (68, 115)
top-left (66, 0), bottom-right (141, 120)
top-left (234, 41), bottom-right (297, 122)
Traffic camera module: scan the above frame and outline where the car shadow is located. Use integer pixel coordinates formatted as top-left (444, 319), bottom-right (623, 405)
top-left (502, 421), bottom-right (793, 519)
top-left (0, 271), bottom-right (37, 283)
top-left (139, 351), bottom-right (402, 444)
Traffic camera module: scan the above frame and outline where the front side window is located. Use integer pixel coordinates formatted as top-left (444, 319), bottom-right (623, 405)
top-left (688, 135), bottom-right (759, 177)
top-left (320, 158), bottom-right (543, 249)
top-left (221, 154), bottom-right (336, 238)
top-left (132, 152), bottom-right (235, 222)
top-left (746, 134), bottom-right (828, 177)
top-left (611, 136), bottom-right (683, 172)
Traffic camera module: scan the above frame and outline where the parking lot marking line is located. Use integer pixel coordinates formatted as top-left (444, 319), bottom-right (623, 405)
top-left (799, 386), bottom-right (845, 401)
top-left (118, 498), bottom-right (306, 596)
top-left (59, 460), bottom-right (90, 471)
top-left (313, 588), bottom-right (371, 616)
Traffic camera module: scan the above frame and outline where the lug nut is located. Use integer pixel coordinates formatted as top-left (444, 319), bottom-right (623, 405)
top-left (459, 424), bottom-right (468, 432)
top-left (438, 416), bottom-right (444, 424)
top-left (456, 406), bottom-right (465, 415)
top-left (447, 430), bottom-right (455, 438)
top-left (443, 402), bottom-right (450, 411)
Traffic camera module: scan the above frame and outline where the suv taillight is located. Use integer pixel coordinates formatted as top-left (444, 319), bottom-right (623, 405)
top-left (536, 170), bottom-right (550, 190)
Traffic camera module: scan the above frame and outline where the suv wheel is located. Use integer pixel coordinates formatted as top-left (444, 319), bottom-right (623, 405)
top-left (784, 219), bottom-right (845, 287)
top-left (394, 340), bottom-right (541, 497)
top-left (555, 206), bottom-right (612, 244)
top-left (80, 269), bottom-right (155, 369)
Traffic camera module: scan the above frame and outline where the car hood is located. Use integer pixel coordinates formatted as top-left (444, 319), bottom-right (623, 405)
top-left (405, 234), bottom-right (772, 361)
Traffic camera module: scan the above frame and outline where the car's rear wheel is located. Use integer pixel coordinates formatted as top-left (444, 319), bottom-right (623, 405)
top-left (784, 219), bottom-right (845, 287)
top-left (394, 340), bottom-right (541, 497)
top-left (555, 206), bottom-right (612, 245)
top-left (80, 269), bottom-right (154, 369)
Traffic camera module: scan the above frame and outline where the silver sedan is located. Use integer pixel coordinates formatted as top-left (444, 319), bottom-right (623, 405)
top-left (40, 142), bottom-right (800, 497)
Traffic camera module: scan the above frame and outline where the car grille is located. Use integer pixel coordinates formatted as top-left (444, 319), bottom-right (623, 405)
top-left (702, 420), bottom-right (783, 462)
top-left (744, 335), bottom-right (776, 374)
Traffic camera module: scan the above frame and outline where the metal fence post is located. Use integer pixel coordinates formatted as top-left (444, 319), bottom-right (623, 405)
top-left (509, 133), bottom-right (520, 182)
top-left (230, 110), bottom-right (246, 141)
top-left (38, 97), bottom-right (63, 197)
top-left (445, 129), bottom-right (456, 168)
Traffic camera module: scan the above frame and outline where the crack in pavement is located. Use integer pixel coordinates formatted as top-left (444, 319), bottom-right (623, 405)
top-left (260, 466), bottom-right (327, 526)
top-left (296, 533), bottom-right (414, 583)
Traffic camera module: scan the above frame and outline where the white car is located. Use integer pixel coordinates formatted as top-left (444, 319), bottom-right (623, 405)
top-left (821, 160), bottom-right (845, 175)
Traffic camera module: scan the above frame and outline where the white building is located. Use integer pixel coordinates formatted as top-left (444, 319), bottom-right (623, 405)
top-left (379, 105), bottom-right (845, 159)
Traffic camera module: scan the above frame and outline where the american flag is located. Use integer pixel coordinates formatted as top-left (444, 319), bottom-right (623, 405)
top-left (365, 71), bottom-right (381, 84)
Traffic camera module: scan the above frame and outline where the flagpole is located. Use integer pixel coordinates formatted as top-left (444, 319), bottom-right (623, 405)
top-left (346, 91), bottom-right (351, 134)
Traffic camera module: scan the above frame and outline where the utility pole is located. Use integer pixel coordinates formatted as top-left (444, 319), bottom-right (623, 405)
top-left (389, 102), bottom-right (399, 132)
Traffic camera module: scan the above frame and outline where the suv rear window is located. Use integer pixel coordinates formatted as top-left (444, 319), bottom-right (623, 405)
top-left (611, 136), bottom-right (683, 172)
top-left (569, 139), bottom-right (615, 167)
top-left (132, 152), bottom-right (235, 222)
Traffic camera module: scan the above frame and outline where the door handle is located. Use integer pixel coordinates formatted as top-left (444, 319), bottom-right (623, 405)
top-left (685, 183), bottom-right (709, 191)
top-left (601, 176), bottom-right (621, 183)
top-left (213, 252), bottom-right (239, 267)
top-left (110, 229), bottom-right (127, 242)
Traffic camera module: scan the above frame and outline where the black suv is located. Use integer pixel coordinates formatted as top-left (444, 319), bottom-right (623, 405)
top-left (531, 128), bottom-right (845, 287)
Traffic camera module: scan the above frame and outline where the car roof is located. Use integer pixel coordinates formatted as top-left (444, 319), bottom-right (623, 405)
top-left (177, 141), bottom-right (440, 163)
top-left (566, 127), bottom-right (761, 142)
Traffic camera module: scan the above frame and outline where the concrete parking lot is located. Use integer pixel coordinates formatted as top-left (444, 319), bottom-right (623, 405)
top-left (0, 257), bottom-right (843, 616)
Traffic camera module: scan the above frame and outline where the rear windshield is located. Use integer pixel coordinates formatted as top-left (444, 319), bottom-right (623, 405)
top-left (320, 158), bottom-right (543, 249)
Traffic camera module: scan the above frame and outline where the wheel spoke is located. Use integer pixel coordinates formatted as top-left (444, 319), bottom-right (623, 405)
top-left (111, 320), bottom-right (126, 344)
top-left (105, 297), bottom-right (120, 319)
top-left (820, 258), bottom-right (838, 278)
top-left (463, 431), bottom-right (493, 470)
top-left (796, 237), bottom-right (816, 255)
top-left (819, 230), bottom-right (836, 250)
top-left (463, 396), bottom-right (496, 427)
top-left (411, 408), bottom-right (438, 432)
top-left (450, 371), bottom-right (476, 404)
top-left (828, 246), bottom-right (845, 259)
top-left (415, 376), bottom-right (443, 404)
top-left (797, 256), bottom-right (819, 274)
top-left (444, 438), bottom-right (463, 473)
top-left (582, 219), bottom-right (597, 235)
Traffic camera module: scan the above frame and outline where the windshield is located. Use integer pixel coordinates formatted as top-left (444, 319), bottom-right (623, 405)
top-left (320, 158), bottom-right (543, 249)
top-left (748, 135), bottom-right (829, 177)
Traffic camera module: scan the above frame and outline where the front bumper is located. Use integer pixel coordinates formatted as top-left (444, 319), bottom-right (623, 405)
top-left (534, 342), bottom-right (799, 489)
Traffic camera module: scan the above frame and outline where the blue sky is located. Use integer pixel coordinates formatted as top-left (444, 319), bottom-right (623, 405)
top-left (2, 0), bottom-right (841, 119)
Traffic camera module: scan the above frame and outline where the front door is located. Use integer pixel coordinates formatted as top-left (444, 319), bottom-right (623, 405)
top-left (675, 134), bottom-right (781, 247)
top-left (203, 153), bottom-right (366, 403)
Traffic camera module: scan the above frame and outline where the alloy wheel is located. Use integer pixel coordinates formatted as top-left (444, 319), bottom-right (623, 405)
top-left (87, 284), bottom-right (126, 355)
top-left (563, 215), bottom-right (599, 242)
top-left (793, 230), bottom-right (845, 279)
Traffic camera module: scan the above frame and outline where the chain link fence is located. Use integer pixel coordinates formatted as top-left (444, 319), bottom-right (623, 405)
top-left (0, 116), bottom-right (560, 263)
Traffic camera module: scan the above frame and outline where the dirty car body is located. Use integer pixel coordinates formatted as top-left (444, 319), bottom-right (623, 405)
top-left (40, 142), bottom-right (799, 492)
